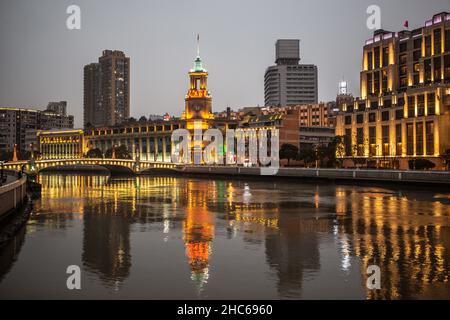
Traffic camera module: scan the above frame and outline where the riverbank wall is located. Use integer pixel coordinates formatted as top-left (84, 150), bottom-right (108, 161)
top-left (0, 175), bottom-right (28, 221)
top-left (173, 166), bottom-right (450, 186)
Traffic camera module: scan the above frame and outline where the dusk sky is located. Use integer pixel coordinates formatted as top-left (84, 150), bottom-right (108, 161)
top-left (0, 0), bottom-right (449, 127)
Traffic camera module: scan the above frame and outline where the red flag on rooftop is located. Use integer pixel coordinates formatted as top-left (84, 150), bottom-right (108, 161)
top-left (404, 20), bottom-right (409, 29)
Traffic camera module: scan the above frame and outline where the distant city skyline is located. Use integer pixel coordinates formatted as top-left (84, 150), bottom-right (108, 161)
top-left (1, 0), bottom-right (449, 127)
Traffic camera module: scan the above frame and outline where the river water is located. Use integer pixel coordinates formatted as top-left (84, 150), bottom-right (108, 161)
top-left (0, 173), bottom-right (449, 299)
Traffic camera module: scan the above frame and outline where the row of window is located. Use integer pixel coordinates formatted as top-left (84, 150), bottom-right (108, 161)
top-left (92, 124), bottom-right (180, 136)
top-left (344, 121), bottom-right (434, 157)
top-left (92, 136), bottom-right (172, 154)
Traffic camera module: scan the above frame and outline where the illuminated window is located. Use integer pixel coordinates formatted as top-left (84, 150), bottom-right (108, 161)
top-left (382, 125), bottom-right (389, 156)
top-left (395, 124), bottom-right (402, 156)
top-left (416, 122), bottom-right (424, 155)
top-left (344, 115), bottom-right (352, 125)
top-left (417, 95), bottom-right (425, 117)
top-left (356, 114), bottom-right (363, 124)
top-left (427, 93), bottom-right (435, 115)
top-left (426, 121), bottom-right (434, 155)
top-left (369, 126), bottom-right (376, 156)
top-left (357, 127), bottom-right (364, 156)
top-left (344, 129), bottom-right (352, 156)
top-left (368, 52), bottom-right (373, 70)
top-left (434, 29), bottom-right (441, 54)
top-left (406, 123), bottom-right (414, 155)
top-left (407, 96), bottom-right (415, 118)
top-left (382, 47), bottom-right (389, 67)
top-left (425, 35), bottom-right (432, 57)
top-left (433, 57), bottom-right (441, 81)
top-left (424, 59), bottom-right (432, 83)
top-left (445, 54), bottom-right (450, 81)
top-left (374, 46), bottom-right (380, 68)
top-left (395, 109), bottom-right (404, 120)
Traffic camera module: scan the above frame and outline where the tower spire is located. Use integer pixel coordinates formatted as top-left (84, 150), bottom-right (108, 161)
top-left (191, 34), bottom-right (206, 72)
top-left (197, 34), bottom-right (200, 57)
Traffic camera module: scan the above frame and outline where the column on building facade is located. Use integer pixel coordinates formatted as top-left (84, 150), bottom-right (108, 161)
top-left (162, 135), bottom-right (166, 162)
top-left (146, 136), bottom-right (150, 161)
top-left (139, 138), bottom-right (143, 160)
top-left (154, 136), bottom-right (158, 162)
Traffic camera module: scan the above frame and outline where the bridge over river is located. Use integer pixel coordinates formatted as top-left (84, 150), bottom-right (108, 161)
top-left (1, 158), bottom-right (176, 174)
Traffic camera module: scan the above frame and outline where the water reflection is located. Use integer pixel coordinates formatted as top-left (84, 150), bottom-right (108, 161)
top-left (0, 174), bottom-right (448, 299)
top-left (335, 186), bottom-right (450, 299)
top-left (0, 226), bottom-right (26, 284)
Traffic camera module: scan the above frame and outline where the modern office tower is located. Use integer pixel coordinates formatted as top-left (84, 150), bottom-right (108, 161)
top-left (265, 39), bottom-right (318, 106)
top-left (83, 50), bottom-right (130, 128)
top-left (0, 106), bottom-right (74, 153)
top-left (336, 12), bottom-right (450, 170)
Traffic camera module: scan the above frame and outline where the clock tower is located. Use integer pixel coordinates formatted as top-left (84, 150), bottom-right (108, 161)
top-left (183, 35), bottom-right (213, 121)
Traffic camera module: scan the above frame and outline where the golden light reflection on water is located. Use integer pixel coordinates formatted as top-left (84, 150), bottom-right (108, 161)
top-left (335, 186), bottom-right (450, 299)
top-left (3, 174), bottom-right (448, 299)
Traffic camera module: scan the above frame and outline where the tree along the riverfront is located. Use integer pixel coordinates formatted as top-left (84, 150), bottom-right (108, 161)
top-left (105, 145), bottom-right (132, 159)
top-left (86, 148), bottom-right (103, 159)
top-left (279, 143), bottom-right (298, 166)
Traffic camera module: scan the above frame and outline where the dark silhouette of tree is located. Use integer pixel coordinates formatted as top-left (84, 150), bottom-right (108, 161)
top-left (316, 136), bottom-right (345, 168)
top-left (279, 143), bottom-right (299, 166)
top-left (439, 149), bottom-right (450, 171)
top-left (86, 148), bottom-right (103, 158)
top-left (298, 148), bottom-right (317, 167)
top-left (105, 145), bottom-right (131, 159)
top-left (408, 158), bottom-right (436, 170)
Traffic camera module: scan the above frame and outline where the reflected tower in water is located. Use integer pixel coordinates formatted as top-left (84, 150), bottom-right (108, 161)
top-left (81, 177), bottom-right (133, 289)
top-left (265, 215), bottom-right (322, 298)
top-left (182, 180), bottom-right (215, 293)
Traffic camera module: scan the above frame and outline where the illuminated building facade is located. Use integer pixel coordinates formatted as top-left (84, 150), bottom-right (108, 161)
top-left (336, 12), bottom-right (450, 169)
top-left (37, 129), bottom-right (85, 159)
top-left (298, 103), bottom-right (335, 127)
top-left (79, 43), bottom-right (237, 163)
top-left (39, 41), bottom-right (331, 163)
top-left (239, 103), bottom-right (336, 155)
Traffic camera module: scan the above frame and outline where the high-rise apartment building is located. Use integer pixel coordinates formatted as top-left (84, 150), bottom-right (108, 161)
top-left (84, 50), bottom-right (130, 128)
top-left (336, 12), bottom-right (450, 169)
top-left (264, 39), bottom-right (318, 106)
top-left (83, 63), bottom-right (102, 128)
